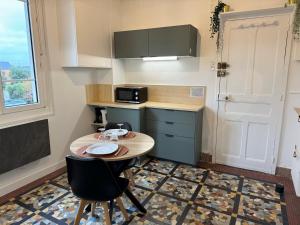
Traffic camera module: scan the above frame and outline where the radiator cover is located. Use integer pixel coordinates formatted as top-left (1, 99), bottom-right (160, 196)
top-left (0, 119), bottom-right (51, 174)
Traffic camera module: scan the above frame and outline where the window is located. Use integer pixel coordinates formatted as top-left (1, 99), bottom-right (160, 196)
top-left (0, 0), bottom-right (51, 124)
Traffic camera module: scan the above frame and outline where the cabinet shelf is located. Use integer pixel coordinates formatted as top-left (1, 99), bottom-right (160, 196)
top-left (91, 122), bottom-right (105, 127)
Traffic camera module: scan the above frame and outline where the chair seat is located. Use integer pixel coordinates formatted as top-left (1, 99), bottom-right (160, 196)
top-left (71, 177), bottom-right (129, 202)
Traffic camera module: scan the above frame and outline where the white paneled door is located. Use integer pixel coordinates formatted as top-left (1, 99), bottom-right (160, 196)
top-left (216, 13), bottom-right (291, 174)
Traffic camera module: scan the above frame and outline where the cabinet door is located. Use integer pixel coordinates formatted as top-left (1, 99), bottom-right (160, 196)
top-left (148, 25), bottom-right (197, 57)
top-left (148, 132), bottom-right (195, 165)
top-left (114, 30), bottom-right (148, 58)
top-left (106, 107), bottom-right (144, 132)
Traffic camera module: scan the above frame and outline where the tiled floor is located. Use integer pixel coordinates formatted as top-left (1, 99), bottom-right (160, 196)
top-left (0, 158), bottom-right (289, 225)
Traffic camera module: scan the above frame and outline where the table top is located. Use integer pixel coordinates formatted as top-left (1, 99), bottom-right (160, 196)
top-left (70, 132), bottom-right (155, 161)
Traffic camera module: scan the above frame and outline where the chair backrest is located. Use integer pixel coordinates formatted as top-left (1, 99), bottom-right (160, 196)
top-left (105, 122), bottom-right (133, 131)
top-left (66, 155), bottom-right (127, 201)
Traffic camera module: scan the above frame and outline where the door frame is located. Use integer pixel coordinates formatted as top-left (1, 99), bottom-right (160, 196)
top-left (212, 6), bottom-right (295, 174)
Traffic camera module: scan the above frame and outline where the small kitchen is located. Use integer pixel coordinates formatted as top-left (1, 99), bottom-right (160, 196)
top-left (0, 0), bottom-right (300, 224)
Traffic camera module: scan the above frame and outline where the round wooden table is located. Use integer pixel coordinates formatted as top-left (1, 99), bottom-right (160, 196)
top-left (69, 132), bottom-right (154, 214)
top-left (70, 132), bottom-right (155, 161)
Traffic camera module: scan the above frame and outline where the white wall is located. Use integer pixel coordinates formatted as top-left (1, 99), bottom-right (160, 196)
top-left (114, 0), bottom-right (299, 168)
top-left (278, 44), bottom-right (300, 168)
top-left (0, 0), bottom-right (103, 196)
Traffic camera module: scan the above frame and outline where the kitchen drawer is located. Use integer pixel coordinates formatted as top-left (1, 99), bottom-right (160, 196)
top-left (146, 120), bottom-right (194, 138)
top-left (146, 108), bottom-right (195, 124)
top-left (148, 132), bottom-right (195, 165)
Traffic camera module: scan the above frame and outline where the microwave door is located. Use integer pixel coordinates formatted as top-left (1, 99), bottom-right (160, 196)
top-left (118, 90), bottom-right (133, 101)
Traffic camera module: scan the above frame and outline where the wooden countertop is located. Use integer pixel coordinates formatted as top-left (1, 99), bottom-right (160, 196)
top-left (87, 101), bottom-right (204, 112)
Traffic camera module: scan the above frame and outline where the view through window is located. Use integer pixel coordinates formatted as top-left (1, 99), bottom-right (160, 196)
top-left (0, 0), bottom-right (38, 109)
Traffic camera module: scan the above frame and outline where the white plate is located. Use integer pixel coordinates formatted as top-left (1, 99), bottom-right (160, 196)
top-left (85, 143), bottom-right (119, 155)
top-left (103, 129), bottom-right (128, 137)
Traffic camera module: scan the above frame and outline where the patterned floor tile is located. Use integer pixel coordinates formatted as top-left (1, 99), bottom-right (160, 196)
top-left (143, 159), bottom-right (176, 174)
top-left (52, 173), bottom-right (69, 189)
top-left (131, 167), bottom-right (139, 174)
top-left (42, 193), bottom-right (127, 225)
top-left (159, 177), bottom-right (198, 200)
top-left (42, 192), bottom-right (80, 224)
top-left (173, 164), bottom-right (206, 182)
top-left (242, 178), bottom-right (280, 200)
top-left (128, 216), bottom-right (159, 225)
top-left (122, 187), bottom-right (152, 212)
top-left (205, 171), bottom-right (240, 191)
top-left (183, 205), bottom-right (231, 225)
top-left (0, 159), bottom-right (289, 225)
top-left (134, 170), bottom-right (166, 190)
top-left (145, 194), bottom-right (187, 225)
top-left (83, 205), bottom-right (127, 225)
top-left (194, 185), bottom-right (236, 213)
top-left (134, 158), bottom-right (151, 168)
top-left (235, 218), bottom-right (261, 225)
top-left (0, 202), bottom-right (32, 224)
top-left (21, 214), bottom-right (56, 225)
top-left (19, 183), bottom-right (68, 210)
top-left (238, 195), bottom-right (283, 225)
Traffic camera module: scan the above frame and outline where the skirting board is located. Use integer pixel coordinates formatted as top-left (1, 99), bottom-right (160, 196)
top-left (200, 153), bottom-right (291, 178)
top-left (0, 160), bottom-right (66, 197)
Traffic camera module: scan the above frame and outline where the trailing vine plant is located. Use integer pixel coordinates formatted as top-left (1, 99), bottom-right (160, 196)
top-left (293, 1), bottom-right (300, 40)
top-left (210, 1), bottom-right (226, 49)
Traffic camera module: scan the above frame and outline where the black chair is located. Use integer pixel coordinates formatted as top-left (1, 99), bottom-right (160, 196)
top-left (66, 156), bottom-right (129, 225)
top-left (104, 122), bottom-right (138, 182)
top-left (104, 122), bottom-right (132, 131)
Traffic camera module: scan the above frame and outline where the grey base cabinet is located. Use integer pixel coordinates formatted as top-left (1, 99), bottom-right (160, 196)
top-left (146, 108), bottom-right (203, 165)
top-left (106, 107), bottom-right (145, 132)
top-left (105, 106), bottom-right (203, 165)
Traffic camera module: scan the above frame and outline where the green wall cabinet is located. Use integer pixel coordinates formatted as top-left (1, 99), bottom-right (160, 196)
top-left (114, 30), bottom-right (149, 58)
top-left (114, 24), bottom-right (198, 59)
top-left (148, 25), bottom-right (198, 57)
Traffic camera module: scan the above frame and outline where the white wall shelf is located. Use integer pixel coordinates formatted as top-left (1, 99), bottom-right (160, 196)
top-left (57, 0), bottom-right (112, 69)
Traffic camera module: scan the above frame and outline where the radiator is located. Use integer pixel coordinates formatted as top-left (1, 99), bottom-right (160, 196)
top-left (0, 120), bottom-right (51, 174)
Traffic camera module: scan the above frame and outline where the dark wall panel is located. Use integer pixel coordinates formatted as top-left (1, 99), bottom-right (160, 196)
top-left (0, 119), bottom-right (51, 174)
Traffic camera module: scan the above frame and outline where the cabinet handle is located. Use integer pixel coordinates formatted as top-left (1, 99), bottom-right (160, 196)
top-left (165, 121), bottom-right (174, 125)
top-left (165, 134), bottom-right (174, 138)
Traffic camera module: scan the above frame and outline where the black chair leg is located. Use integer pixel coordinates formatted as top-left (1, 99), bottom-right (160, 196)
top-left (84, 203), bottom-right (91, 213)
top-left (109, 200), bottom-right (114, 221)
top-left (124, 189), bottom-right (147, 214)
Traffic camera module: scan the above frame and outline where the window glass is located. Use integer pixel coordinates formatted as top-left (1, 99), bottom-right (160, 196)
top-left (0, 0), bottom-right (38, 108)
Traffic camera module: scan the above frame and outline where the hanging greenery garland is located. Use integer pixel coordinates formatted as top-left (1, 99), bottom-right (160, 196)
top-left (210, 1), bottom-right (226, 40)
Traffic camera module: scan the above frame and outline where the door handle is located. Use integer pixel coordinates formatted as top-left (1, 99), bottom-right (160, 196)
top-left (224, 95), bottom-right (232, 101)
top-left (165, 134), bottom-right (174, 138)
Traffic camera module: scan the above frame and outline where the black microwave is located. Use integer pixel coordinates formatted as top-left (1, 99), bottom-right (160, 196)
top-left (115, 87), bottom-right (148, 104)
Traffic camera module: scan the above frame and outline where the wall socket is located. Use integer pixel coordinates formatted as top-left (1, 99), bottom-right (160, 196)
top-left (190, 87), bottom-right (204, 98)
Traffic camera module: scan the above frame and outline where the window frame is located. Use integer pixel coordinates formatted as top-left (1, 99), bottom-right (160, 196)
top-left (0, 0), bottom-right (52, 128)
